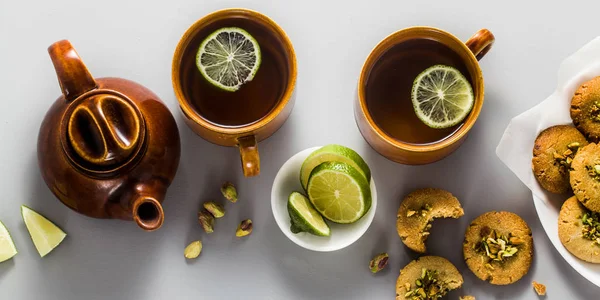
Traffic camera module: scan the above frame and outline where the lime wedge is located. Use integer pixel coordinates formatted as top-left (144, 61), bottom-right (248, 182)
top-left (21, 206), bottom-right (66, 257)
top-left (300, 144), bottom-right (371, 191)
top-left (0, 221), bottom-right (17, 262)
top-left (196, 27), bottom-right (261, 92)
top-left (287, 192), bottom-right (330, 236)
top-left (307, 162), bottom-right (371, 224)
top-left (411, 65), bottom-right (474, 128)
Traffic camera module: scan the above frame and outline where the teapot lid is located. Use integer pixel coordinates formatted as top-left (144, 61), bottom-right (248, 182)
top-left (60, 91), bottom-right (146, 175)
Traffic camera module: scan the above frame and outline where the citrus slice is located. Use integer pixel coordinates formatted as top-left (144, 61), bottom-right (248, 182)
top-left (196, 27), bottom-right (261, 92)
top-left (0, 221), bottom-right (17, 262)
top-left (411, 65), bottom-right (474, 128)
top-left (287, 192), bottom-right (330, 236)
top-left (21, 206), bottom-right (67, 257)
top-left (306, 162), bottom-right (371, 224)
top-left (300, 144), bottom-right (371, 191)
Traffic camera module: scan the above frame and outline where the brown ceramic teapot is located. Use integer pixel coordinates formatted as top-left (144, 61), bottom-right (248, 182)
top-left (38, 40), bottom-right (180, 231)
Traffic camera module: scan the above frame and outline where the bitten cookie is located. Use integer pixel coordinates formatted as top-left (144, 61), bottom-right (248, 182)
top-left (463, 211), bottom-right (533, 285)
top-left (571, 76), bottom-right (600, 141)
top-left (395, 256), bottom-right (463, 300)
top-left (532, 125), bottom-right (587, 194)
top-left (570, 143), bottom-right (600, 212)
top-left (558, 196), bottom-right (600, 263)
top-left (397, 188), bottom-right (464, 253)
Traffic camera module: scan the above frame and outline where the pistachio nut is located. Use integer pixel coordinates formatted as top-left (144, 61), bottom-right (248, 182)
top-left (236, 219), bottom-right (253, 237)
top-left (369, 253), bottom-right (389, 273)
top-left (184, 240), bottom-right (202, 259)
top-left (221, 182), bottom-right (238, 203)
top-left (203, 201), bottom-right (225, 218)
top-left (198, 209), bottom-right (215, 233)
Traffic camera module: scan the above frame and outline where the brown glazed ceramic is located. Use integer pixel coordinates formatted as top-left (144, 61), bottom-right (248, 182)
top-left (38, 40), bottom-right (181, 231)
top-left (356, 27), bottom-right (494, 164)
top-left (172, 8), bottom-right (297, 177)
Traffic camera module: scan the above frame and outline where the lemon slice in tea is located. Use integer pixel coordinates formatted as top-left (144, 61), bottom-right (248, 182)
top-left (21, 205), bottom-right (67, 257)
top-left (196, 27), bottom-right (261, 92)
top-left (307, 162), bottom-right (371, 224)
top-left (288, 192), bottom-right (330, 236)
top-left (411, 65), bottom-right (474, 129)
top-left (0, 221), bottom-right (17, 262)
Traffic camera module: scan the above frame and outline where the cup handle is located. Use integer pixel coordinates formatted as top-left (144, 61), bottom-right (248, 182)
top-left (237, 135), bottom-right (260, 177)
top-left (465, 29), bottom-right (495, 61)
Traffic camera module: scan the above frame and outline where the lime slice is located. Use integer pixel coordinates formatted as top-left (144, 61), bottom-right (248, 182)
top-left (287, 192), bottom-right (330, 236)
top-left (196, 27), bottom-right (261, 92)
top-left (306, 162), bottom-right (371, 224)
top-left (0, 221), bottom-right (17, 262)
top-left (411, 65), bottom-right (474, 129)
top-left (21, 206), bottom-right (67, 257)
top-left (300, 144), bottom-right (371, 191)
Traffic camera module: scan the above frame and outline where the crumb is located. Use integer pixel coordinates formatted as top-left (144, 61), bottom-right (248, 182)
top-left (460, 296), bottom-right (475, 300)
top-left (533, 281), bottom-right (546, 296)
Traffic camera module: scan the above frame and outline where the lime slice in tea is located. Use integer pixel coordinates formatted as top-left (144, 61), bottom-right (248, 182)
top-left (196, 27), bottom-right (261, 92)
top-left (306, 162), bottom-right (371, 224)
top-left (0, 221), bottom-right (17, 262)
top-left (21, 205), bottom-right (67, 257)
top-left (411, 65), bottom-right (474, 129)
top-left (300, 144), bottom-right (371, 191)
top-left (288, 192), bottom-right (331, 236)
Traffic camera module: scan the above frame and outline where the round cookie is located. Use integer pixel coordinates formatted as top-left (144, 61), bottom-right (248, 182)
top-left (571, 76), bottom-right (600, 141)
top-left (532, 125), bottom-right (587, 194)
top-left (463, 211), bottom-right (533, 285)
top-left (397, 188), bottom-right (464, 253)
top-left (395, 256), bottom-right (463, 300)
top-left (570, 143), bottom-right (600, 212)
top-left (558, 196), bottom-right (600, 263)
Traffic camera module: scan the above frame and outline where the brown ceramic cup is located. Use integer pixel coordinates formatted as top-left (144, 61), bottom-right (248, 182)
top-left (355, 27), bottom-right (494, 164)
top-left (172, 8), bottom-right (297, 177)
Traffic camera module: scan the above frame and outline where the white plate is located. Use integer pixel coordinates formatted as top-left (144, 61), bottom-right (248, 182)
top-left (497, 37), bottom-right (600, 287)
top-left (270, 147), bottom-right (377, 252)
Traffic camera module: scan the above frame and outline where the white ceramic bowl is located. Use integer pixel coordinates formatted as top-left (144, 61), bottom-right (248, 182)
top-left (271, 147), bottom-right (377, 252)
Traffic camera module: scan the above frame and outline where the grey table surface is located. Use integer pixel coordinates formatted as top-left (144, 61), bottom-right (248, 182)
top-left (1, 0), bottom-right (599, 299)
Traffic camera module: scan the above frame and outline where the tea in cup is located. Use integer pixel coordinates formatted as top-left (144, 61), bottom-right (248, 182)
top-left (355, 27), bottom-right (494, 164)
top-left (172, 8), bottom-right (297, 176)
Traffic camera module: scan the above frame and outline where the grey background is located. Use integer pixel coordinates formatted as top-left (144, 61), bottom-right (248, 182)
top-left (0, 0), bottom-right (599, 299)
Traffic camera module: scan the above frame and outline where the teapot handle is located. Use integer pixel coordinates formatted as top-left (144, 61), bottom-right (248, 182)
top-left (48, 40), bottom-right (97, 102)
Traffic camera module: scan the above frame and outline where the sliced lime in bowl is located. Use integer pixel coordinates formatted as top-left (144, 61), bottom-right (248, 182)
top-left (196, 27), bottom-right (261, 92)
top-left (411, 64), bottom-right (474, 129)
top-left (300, 144), bottom-right (371, 191)
top-left (307, 162), bottom-right (372, 224)
top-left (288, 192), bottom-right (330, 236)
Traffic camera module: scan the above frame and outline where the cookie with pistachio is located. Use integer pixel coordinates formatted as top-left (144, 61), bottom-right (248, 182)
top-left (463, 211), bottom-right (533, 285)
top-left (558, 196), bottom-right (600, 263)
top-left (397, 188), bottom-right (464, 253)
top-left (532, 125), bottom-right (587, 194)
top-left (570, 143), bottom-right (600, 212)
top-left (395, 256), bottom-right (463, 300)
top-left (571, 76), bottom-right (600, 142)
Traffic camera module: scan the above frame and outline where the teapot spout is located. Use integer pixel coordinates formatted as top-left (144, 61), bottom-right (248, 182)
top-left (131, 195), bottom-right (164, 231)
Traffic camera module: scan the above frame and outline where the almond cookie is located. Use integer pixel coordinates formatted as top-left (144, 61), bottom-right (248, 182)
top-left (463, 211), bottom-right (533, 285)
top-left (532, 125), bottom-right (587, 194)
top-left (558, 196), bottom-right (600, 263)
top-left (397, 188), bottom-right (464, 253)
top-left (570, 143), bottom-right (600, 212)
top-left (571, 76), bottom-right (600, 141)
top-left (395, 256), bottom-right (463, 300)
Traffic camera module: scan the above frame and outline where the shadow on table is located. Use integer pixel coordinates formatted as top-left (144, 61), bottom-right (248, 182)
top-left (0, 259), bottom-right (15, 284)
